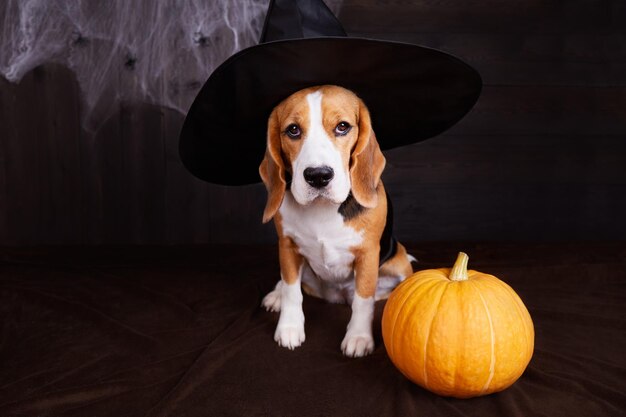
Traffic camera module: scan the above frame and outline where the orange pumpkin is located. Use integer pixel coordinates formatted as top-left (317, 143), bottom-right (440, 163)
top-left (382, 252), bottom-right (534, 398)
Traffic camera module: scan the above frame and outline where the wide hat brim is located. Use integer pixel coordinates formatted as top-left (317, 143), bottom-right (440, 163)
top-left (179, 37), bottom-right (482, 185)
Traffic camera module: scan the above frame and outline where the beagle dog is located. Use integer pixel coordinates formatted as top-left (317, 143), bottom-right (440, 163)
top-left (260, 85), bottom-right (415, 357)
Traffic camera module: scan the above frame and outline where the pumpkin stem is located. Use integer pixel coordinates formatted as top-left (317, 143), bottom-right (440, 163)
top-left (449, 252), bottom-right (469, 281)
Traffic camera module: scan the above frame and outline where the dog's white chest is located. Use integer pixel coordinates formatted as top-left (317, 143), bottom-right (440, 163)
top-left (279, 192), bottom-right (363, 281)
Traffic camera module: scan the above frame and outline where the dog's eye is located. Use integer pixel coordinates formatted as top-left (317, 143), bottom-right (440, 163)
top-left (286, 124), bottom-right (301, 139)
top-left (334, 121), bottom-right (351, 136)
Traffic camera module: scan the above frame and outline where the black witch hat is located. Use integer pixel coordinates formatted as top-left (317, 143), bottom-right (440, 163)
top-left (179, 0), bottom-right (481, 185)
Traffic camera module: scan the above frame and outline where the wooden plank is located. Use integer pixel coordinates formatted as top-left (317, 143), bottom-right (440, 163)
top-left (3, 66), bottom-right (45, 244)
top-left (162, 106), bottom-right (212, 244)
top-left (92, 104), bottom-right (129, 244)
top-left (36, 64), bottom-right (83, 244)
top-left (381, 132), bottom-right (626, 244)
top-left (0, 75), bottom-right (14, 243)
top-left (339, 0), bottom-right (620, 35)
top-left (119, 102), bottom-right (167, 244)
top-left (79, 127), bottom-right (102, 244)
top-left (610, 0), bottom-right (626, 32)
top-left (206, 184), bottom-right (274, 244)
top-left (163, 107), bottom-right (274, 244)
top-left (1, 64), bottom-right (83, 244)
top-left (346, 32), bottom-right (626, 86)
top-left (384, 183), bottom-right (626, 242)
top-left (79, 125), bottom-right (102, 244)
top-left (383, 134), bottom-right (626, 186)
top-left (448, 86), bottom-right (626, 136)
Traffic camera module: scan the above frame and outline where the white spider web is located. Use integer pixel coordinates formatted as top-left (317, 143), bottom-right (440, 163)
top-left (0, 0), bottom-right (343, 131)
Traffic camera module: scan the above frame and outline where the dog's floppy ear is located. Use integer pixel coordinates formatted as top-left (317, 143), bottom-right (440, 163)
top-left (350, 101), bottom-right (386, 208)
top-left (259, 109), bottom-right (286, 223)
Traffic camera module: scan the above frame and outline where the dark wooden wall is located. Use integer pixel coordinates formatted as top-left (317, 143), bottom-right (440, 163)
top-left (1, 0), bottom-right (625, 245)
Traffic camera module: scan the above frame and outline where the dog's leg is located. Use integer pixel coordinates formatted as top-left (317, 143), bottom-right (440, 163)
top-left (376, 242), bottom-right (416, 300)
top-left (263, 262), bottom-right (320, 311)
top-left (341, 248), bottom-right (379, 357)
top-left (273, 235), bottom-right (306, 350)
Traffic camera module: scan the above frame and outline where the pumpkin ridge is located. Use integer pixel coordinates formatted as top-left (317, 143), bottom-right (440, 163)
top-left (423, 281), bottom-right (451, 390)
top-left (385, 275), bottom-right (441, 363)
top-left (470, 280), bottom-right (496, 394)
top-left (393, 276), bottom-right (444, 378)
top-left (490, 276), bottom-right (534, 368)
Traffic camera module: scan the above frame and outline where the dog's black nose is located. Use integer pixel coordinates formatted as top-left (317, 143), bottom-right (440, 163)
top-left (304, 166), bottom-right (334, 188)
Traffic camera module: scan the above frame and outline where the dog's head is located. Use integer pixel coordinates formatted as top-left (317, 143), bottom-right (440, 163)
top-left (259, 85), bottom-right (386, 223)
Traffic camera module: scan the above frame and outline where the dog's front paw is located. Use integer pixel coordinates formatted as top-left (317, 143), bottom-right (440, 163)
top-left (274, 324), bottom-right (305, 350)
top-left (262, 281), bottom-right (283, 312)
top-left (341, 333), bottom-right (374, 357)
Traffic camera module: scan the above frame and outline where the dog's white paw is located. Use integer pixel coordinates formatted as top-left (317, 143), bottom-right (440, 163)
top-left (262, 281), bottom-right (283, 312)
top-left (274, 324), bottom-right (305, 350)
top-left (268, 279), bottom-right (304, 350)
top-left (341, 333), bottom-right (374, 357)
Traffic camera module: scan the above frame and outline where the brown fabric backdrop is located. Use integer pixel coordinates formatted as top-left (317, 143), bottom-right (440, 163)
top-left (1, 242), bottom-right (624, 416)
